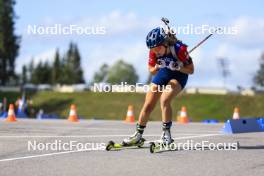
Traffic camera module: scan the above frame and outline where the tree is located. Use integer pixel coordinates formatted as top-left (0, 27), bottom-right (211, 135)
top-left (30, 61), bottom-right (42, 84)
top-left (217, 57), bottom-right (231, 87)
top-left (92, 63), bottom-right (109, 83)
top-left (42, 61), bottom-right (52, 84)
top-left (52, 49), bottom-right (61, 84)
top-left (72, 44), bottom-right (84, 83)
top-left (31, 61), bottom-right (52, 84)
top-left (254, 53), bottom-right (264, 88)
top-left (60, 60), bottom-right (72, 84)
top-left (24, 42), bottom-right (84, 85)
top-left (28, 58), bottom-right (34, 82)
top-left (0, 0), bottom-right (20, 85)
top-left (63, 42), bottom-right (85, 84)
top-left (22, 65), bottom-right (27, 85)
top-left (107, 59), bottom-right (138, 84)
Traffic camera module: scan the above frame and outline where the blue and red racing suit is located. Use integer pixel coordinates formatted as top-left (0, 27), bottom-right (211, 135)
top-left (148, 41), bottom-right (193, 89)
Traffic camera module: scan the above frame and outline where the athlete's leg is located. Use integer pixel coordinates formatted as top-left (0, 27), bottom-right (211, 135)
top-left (123, 83), bottom-right (161, 145)
top-left (138, 83), bottom-right (162, 126)
top-left (160, 79), bottom-right (182, 122)
top-left (159, 79), bottom-right (182, 144)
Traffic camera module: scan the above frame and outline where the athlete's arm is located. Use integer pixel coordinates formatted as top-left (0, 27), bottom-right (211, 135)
top-left (148, 50), bottom-right (159, 75)
top-left (179, 56), bottom-right (194, 74)
top-left (179, 63), bottom-right (194, 74)
top-left (174, 42), bottom-right (194, 74)
top-left (148, 65), bottom-right (159, 75)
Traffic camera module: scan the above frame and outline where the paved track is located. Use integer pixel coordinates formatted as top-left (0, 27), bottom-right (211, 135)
top-left (0, 119), bottom-right (263, 176)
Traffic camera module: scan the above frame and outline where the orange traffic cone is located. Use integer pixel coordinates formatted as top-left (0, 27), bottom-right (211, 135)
top-left (177, 106), bottom-right (189, 124)
top-left (125, 105), bottom-right (135, 123)
top-left (6, 104), bottom-right (17, 122)
top-left (68, 104), bottom-right (79, 122)
top-left (232, 107), bottom-right (240, 120)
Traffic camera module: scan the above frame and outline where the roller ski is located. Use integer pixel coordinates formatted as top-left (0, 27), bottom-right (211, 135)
top-left (150, 126), bottom-right (176, 153)
top-left (106, 131), bottom-right (146, 151)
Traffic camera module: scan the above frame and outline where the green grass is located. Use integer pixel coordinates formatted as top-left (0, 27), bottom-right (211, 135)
top-left (1, 91), bottom-right (264, 122)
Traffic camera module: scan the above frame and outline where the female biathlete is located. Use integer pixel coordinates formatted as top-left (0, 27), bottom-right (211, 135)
top-left (123, 27), bottom-right (194, 145)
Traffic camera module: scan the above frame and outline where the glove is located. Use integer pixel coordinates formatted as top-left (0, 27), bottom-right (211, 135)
top-left (168, 60), bottom-right (183, 71)
top-left (155, 59), bottom-right (166, 69)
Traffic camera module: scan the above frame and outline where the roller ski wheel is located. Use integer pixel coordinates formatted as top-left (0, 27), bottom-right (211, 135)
top-left (149, 141), bottom-right (176, 154)
top-left (150, 142), bottom-right (156, 153)
top-left (106, 140), bottom-right (115, 151)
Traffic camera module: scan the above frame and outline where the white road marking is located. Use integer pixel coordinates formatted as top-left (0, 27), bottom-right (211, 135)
top-left (146, 133), bottom-right (224, 143)
top-left (0, 149), bottom-right (90, 162)
top-left (0, 133), bottom-right (224, 162)
top-left (0, 133), bottom-right (222, 138)
top-left (173, 133), bottom-right (223, 140)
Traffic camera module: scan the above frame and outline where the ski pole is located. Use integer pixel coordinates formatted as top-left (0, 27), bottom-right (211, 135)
top-left (188, 28), bottom-right (220, 54)
top-left (161, 17), bottom-right (220, 54)
top-left (161, 17), bottom-right (170, 29)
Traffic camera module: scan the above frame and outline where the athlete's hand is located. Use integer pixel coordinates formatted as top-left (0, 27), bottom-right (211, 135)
top-left (155, 59), bottom-right (166, 69)
top-left (169, 61), bottom-right (183, 71)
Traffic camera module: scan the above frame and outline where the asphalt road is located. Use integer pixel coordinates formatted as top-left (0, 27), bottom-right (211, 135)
top-left (0, 119), bottom-right (264, 176)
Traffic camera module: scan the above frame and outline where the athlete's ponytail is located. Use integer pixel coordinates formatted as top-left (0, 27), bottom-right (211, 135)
top-left (162, 29), bottom-right (178, 46)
